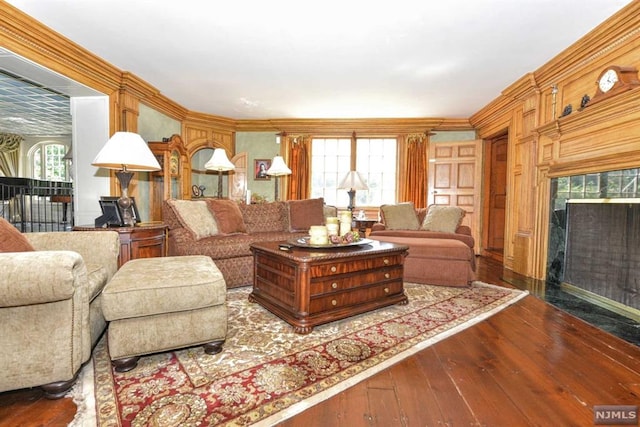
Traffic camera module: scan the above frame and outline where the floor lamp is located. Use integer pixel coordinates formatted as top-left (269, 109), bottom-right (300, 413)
top-left (92, 132), bottom-right (161, 226)
top-left (205, 148), bottom-right (235, 198)
top-left (266, 156), bottom-right (292, 201)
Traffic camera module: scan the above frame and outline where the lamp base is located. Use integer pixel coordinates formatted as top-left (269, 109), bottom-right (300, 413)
top-left (347, 189), bottom-right (356, 213)
top-left (216, 170), bottom-right (224, 198)
top-left (116, 170), bottom-right (135, 227)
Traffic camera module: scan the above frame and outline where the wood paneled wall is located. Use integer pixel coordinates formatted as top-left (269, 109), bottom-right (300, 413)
top-left (471, 2), bottom-right (640, 279)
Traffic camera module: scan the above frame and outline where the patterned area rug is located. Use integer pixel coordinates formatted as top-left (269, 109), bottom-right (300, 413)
top-left (70, 282), bottom-right (527, 426)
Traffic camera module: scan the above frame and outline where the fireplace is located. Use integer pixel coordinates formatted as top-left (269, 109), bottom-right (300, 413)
top-left (547, 168), bottom-right (640, 321)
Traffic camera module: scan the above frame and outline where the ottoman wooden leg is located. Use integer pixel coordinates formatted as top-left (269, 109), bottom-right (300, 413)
top-left (203, 340), bottom-right (225, 355)
top-left (112, 356), bottom-right (140, 372)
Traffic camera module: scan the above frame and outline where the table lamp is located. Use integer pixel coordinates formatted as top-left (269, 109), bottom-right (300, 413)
top-left (205, 148), bottom-right (235, 198)
top-left (266, 156), bottom-right (292, 201)
top-left (338, 170), bottom-right (369, 213)
top-left (92, 132), bottom-right (161, 226)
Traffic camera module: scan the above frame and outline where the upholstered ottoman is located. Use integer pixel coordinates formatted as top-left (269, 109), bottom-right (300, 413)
top-left (102, 255), bottom-right (227, 372)
top-left (370, 236), bottom-right (476, 287)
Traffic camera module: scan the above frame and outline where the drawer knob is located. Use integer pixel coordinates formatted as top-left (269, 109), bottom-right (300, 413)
top-left (384, 287), bottom-right (389, 293)
top-left (332, 299), bottom-right (337, 306)
top-left (332, 282), bottom-right (338, 289)
top-left (331, 266), bottom-right (337, 272)
top-left (384, 273), bottom-right (390, 279)
top-left (383, 258), bottom-right (390, 265)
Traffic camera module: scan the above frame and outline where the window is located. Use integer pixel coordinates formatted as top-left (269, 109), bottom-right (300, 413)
top-left (30, 142), bottom-right (68, 181)
top-left (310, 137), bottom-right (397, 207)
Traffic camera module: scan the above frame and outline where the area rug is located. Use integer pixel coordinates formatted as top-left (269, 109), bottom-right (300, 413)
top-left (69, 281), bottom-right (527, 426)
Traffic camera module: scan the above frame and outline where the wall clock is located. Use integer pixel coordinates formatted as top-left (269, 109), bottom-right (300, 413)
top-left (588, 65), bottom-right (640, 106)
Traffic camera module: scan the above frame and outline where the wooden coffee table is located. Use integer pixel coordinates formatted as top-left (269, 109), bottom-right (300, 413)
top-left (249, 240), bottom-right (409, 334)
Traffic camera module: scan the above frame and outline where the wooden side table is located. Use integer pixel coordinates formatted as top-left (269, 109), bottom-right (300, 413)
top-left (73, 222), bottom-right (168, 267)
top-left (353, 218), bottom-right (378, 236)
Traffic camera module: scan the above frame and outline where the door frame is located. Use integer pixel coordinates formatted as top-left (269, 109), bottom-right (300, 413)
top-left (481, 132), bottom-right (509, 262)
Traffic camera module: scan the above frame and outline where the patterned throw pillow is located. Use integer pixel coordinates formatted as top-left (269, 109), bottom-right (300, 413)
top-left (0, 218), bottom-right (35, 252)
top-left (380, 203), bottom-right (420, 230)
top-left (421, 205), bottom-right (466, 233)
top-left (167, 199), bottom-right (219, 240)
top-left (240, 202), bottom-right (287, 233)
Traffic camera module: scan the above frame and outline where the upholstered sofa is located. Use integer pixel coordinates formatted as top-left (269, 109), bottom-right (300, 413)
top-left (0, 220), bottom-right (120, 398)
top-left (162, 198), bottom-right (334, 289)
top-left (369, 203), bottom-right (476, 287)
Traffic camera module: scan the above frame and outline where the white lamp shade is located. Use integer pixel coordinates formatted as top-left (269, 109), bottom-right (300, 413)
top-left (204, 148), bottom-right (235, 171)
top-left (92, 132), bottom-right (161, 171)
top-left (266, 156), bottom-right (292, 176)
top-left (338, 171), bottom-right (369, 190)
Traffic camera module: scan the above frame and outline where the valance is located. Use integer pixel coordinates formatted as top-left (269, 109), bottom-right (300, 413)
top-left (0, 133), bottom-right (23, 152)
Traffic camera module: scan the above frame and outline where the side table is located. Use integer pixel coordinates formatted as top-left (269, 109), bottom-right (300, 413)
top-left (73, 222), bottom-right (168, 267)
top-left (353, 218), bottom-right (378, 236)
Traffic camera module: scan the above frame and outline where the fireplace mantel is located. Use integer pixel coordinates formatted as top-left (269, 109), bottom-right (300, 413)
top-left (536, 87), bottom-right (640, 179)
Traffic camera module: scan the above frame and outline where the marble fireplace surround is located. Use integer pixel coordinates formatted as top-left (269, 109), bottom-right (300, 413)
top-left (546, 171), bottom-right (640, 321)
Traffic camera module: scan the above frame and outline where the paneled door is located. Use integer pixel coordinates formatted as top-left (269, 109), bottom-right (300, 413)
top-left (428, 140), bottom-right (482, 254)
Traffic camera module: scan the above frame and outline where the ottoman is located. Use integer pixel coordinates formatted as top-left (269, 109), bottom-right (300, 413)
top-left (369, 236), bottom-right (476, 287)
top-left (102, 255), bottom-right (227, 372)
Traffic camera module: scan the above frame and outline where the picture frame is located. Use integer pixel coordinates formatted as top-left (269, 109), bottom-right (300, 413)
top-left (254, 159), bottom-right (271, 180)
top-left (98, 199), bottom-right (124, 227)
top-left (100, 196), bottom-right (141, 224)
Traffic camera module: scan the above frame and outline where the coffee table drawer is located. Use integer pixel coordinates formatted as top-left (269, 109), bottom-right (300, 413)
top-left (310, 253), bottom-right (403, 278)
top-left (311, 266), bottom-right (403, 295)
top-left (308, 280), bottom-right (404, 314)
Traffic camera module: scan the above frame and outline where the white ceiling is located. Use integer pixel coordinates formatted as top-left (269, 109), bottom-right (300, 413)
top-left (1, 0), bottom-right (633, 130)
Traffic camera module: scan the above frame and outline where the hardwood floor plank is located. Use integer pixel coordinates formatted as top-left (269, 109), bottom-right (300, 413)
top-left (428, 332), bottom-right (529, 426)
top-left (412, 347), bottom-right (478, 425)
top-left (485, 299), bottom-right (640, 407)
top-left (471, 316), bottom-right (594, 426)
top-left (385, 357), bottom-right (444, 426)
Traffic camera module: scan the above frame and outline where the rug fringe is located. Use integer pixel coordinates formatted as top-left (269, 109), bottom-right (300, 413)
top-left (66, 359), bottom-right (97, 427)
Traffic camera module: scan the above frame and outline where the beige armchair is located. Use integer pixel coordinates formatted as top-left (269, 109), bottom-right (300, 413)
top-left (0, 230), bottom-right (119, 398)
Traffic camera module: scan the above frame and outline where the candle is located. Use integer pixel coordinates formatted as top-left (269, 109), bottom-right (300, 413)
top-left (309, 225), bottom-right (329, 245)
top-left (246, 190), bottom-right (251, 204)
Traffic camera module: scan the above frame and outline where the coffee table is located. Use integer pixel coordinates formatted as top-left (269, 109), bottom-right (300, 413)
top-left (249, 239), bottom-right (409, 334)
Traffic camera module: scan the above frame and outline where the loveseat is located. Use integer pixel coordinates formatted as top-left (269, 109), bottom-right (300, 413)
top-left (368, 203), bottom-right (476, 286)
top-left (0, 219), bottom-right (119, 398)
top-left (162, 198), bottom-right (334, 289)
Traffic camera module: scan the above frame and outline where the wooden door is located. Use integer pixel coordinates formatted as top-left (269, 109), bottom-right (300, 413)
top-left (483, 135), bottom-right (508, 261)
top-left (428, 140), bottom-right (482, 254)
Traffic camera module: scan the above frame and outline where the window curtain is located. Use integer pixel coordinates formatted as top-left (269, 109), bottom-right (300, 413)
top-left (284, 135), bottom-right (311, 200)
top-left (0, 133), bottom-right (22, 177)
top-left (399, 133), bottom-right (427, 208)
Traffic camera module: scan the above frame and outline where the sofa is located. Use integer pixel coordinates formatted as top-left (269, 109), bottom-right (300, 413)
top-left (0, 219), bottom-right (120, 398)
top-left (162, 197), bottom-right (335, 289)
top-left (368, 203), bottom-right (476, 287)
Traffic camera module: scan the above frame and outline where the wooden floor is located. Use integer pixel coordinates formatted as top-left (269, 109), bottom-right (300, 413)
top-left (1, 257), bottom-right (639, 426)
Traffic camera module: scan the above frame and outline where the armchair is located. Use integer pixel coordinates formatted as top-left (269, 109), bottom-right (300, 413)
top-left (0, 227), bottom-right (119, 398)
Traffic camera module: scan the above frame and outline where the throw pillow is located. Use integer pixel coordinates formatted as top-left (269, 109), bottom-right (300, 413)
top-left (380, 203), bottom-right (420, 230)
top-left (205, 199), bottom-right (247, 234)
top-left (0, 218), bottom-right (35, 252)
top-left (421, 205), bottom-right (466, 233)
top-left (167, 199), bottom-right (219, 240)
top-left (287, 198), bottom-right (326, 232)
top-left (240, 202), bottom-right (288, 233)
